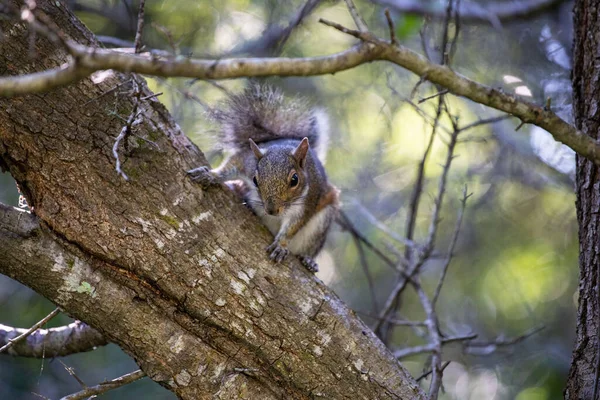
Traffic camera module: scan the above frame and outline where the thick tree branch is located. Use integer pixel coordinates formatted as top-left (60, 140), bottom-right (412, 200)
top-left (0, 321), bottom-right (107, 358)
top-left (0, 1), bottom-right (424, 398)
top-left (0, 13), bottom-right (595, 165)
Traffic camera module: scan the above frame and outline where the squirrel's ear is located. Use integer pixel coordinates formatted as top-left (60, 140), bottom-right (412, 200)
top-left (249, 139), bottom-right (263, 160)
top-left (292, 137), bottom-right (310, 168)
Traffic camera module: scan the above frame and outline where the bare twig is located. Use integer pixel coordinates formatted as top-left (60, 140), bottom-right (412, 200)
top-left (352, 235), bottom-right (379, 314)
top-left (418, 89), bottom-right (449, 103)
top-left (344, 0), bottom-right (369, 32)
top-left (351, 200), bottom-right (420, 249)
top-left (60, 370), bottom-right (146, 400)
top-left (0, 308), bottom-right (60, 354)
top-left (413, 279), bottom-right (442, 400)
top-left (457, 115), bottom-right (512, 133)
top-left (416, 361), bottom-right (451, 382)
top-left (464, 326), bottom-right (545, 355)
top-left (337, 210), bottom-right (405, 272)
top-left (59, 360), bottom-right (87, 388)
top-left (432, 185), bottom-right (471, 307)
top-left (384, 9), bottom-right (397, 46)
top-left (394, 333), bottom-right (478, 358)
top-left (133, 0), bottom-right (146, 54)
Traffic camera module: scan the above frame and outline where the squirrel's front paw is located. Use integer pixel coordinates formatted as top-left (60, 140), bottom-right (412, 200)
top-left (266, 242), bottom-right (289, 263)
top-left (299, 256), bottom-right (319, 273)
top-left (187, 166), bottom-right (219, 188)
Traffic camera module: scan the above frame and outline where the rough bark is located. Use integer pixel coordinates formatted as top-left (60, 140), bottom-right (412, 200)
top-left (565, 0), bottom-right (600, 398)
top-left (0, 1), bottom-right (423, 399)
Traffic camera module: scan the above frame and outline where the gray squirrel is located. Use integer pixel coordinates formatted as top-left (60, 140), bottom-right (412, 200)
top-left (188, 85), bottom-right (339, 272)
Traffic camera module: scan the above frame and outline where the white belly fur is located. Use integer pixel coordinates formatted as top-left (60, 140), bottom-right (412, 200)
top-left (288, 206), bottom-right (332, 255)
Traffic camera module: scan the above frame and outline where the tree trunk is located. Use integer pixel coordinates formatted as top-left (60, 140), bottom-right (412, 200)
top-left (0, 1), bottom-right (423, 399)
top-left (566, 0), bottom-right (600, 398)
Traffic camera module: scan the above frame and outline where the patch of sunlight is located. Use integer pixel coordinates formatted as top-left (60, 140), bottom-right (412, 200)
top-left (315, 250), bottom-right (336, 285)
top-left (540, 186), bottom-right (576, 216)
top-left (530, 126), bottom-right (575, 176)
top-left (516, 387), bottom-right (549, 400)
top-left (212, 10), bottom-right (265, 53)
top-left (515, 85), bottom-right (533, 97)
top-left (503, 75), bottom-right (522, 84)
top-left (451, 368), bottom-right (505, 400)
top-left (482, 247), bottom-right (570, 319)
top-left (385, 95), bottom-right (479, 173)
top-left (326, 91), bottom-right (388, 184)
top-left (296, 2), bottom-right (356, 56)
top-left (386, 102), bottom-right (430, 165)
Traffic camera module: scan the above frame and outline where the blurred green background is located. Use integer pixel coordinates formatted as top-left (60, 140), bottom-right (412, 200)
top-left (0, 0), bottom-right (577, 398)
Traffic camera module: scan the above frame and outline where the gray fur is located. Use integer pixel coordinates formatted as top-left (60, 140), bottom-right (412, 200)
top-left (212, 85), bottom-right (329, 162)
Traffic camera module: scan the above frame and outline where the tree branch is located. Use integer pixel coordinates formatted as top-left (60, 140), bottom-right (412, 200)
top-left (0, 319), bottom-right (108, 358)
top-left (0, 308), bottom-right (60, 354)
top-left (0, 12), bottom-right (595, 165)
top-left (60, 370), bottom-right (146, 400)
top-left (0, 2), bottom-right (424, 398)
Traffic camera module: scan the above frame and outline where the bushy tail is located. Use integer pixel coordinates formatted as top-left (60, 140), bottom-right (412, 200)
top-left (213, 85), bottom-right (330, 162)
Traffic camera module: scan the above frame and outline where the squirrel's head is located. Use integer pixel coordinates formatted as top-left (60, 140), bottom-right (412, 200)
top-left (249, 137), bottom-right (310, 217)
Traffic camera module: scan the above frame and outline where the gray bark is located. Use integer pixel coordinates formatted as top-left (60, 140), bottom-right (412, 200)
top-left (0, 1), bottom-right (423, 399)
top-left (566, 0), bottom-right (600, 398)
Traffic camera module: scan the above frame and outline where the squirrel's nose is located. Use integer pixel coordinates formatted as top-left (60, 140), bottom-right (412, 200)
top-left (265, 201), bottom-right (283, 216)
top-left (265, 201), bottom-right (277, 216)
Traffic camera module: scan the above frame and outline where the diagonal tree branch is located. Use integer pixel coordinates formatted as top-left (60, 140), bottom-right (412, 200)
top-left (0, 10), bottom-right (596, 165)
top-left (60, 370), bottom-right (146, 400)
top-left (0, 320), bottom-right (107, 358)
top-left (0, 308), bottom-right (60, 354)
top-left (0, 2), bottom-right (424, 398)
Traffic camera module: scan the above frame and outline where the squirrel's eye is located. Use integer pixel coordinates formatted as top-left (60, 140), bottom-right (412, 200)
top-left (290, 173), bottom-right (299, 187)
top-left (253, 176), bottom-right (258, 187)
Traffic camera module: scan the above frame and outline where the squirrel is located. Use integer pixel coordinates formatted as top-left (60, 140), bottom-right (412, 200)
top-left (188, 85), bottom-right (339, 273)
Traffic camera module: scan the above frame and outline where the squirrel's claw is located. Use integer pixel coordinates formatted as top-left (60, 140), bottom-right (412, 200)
top-left (187, 166), bottom-right (219, 188)
top-left (267, 242), bottom-right (289, 263)
top-left (299, 256), bottom-right (319, 273)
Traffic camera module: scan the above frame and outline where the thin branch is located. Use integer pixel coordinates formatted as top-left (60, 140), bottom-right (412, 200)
top-left (344, 0), bottom-right (369, 32)
top-left (432, 185), bottom-right (470, 307)
top-left (59, 360), bottom-right (87, 388)
top-left (394, 332), bottom-right (478, 358)
top-left (463, 326), bottom-right (545, 355)
top-left (0, 308), bottom-right (60, 354)
top-left (133, 0), bottom-right (146, 54)
top-left (352, 235), bottom-right (379, 314)
top-left (60, 370), bottom-right (146, 400)
top-left (351, 200), bottom-right (420, 249)
top-left (230, 0), bottom-right (323, 56)
top-left (413, 279), bottom-right (442, 400)
top-left (457, 115), bottom-right (512, 133)
top-left (416, 361), bottom-right (451, 382)
top-left (337, 210), bottom-right (403, 272)
top-left (394, 343), bottom-right (436, 359)
top-left (384, 9), bottom-right (397, 46)
top-left (418, 89), bottom-right (449, 104)
top-left (356, 311), bottom-right (426, 327)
